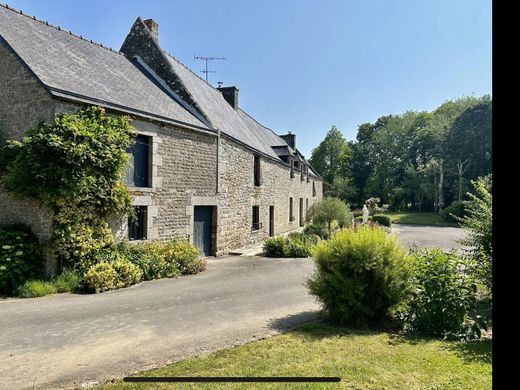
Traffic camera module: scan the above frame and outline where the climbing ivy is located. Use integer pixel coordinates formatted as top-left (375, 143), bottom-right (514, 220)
top-left (0, 106), bottom-right (136, 271)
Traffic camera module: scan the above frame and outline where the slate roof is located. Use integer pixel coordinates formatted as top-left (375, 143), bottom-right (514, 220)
top-left (0, 3), bottom-right (321, 178)
top-left (0, 4), bottom-right (208, 130)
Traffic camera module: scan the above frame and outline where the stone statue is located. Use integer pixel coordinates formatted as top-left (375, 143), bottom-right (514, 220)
top-left (362, 204), bottom-right (369, 224)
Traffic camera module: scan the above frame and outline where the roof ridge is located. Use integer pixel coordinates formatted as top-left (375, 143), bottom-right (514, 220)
top-left (0, 2), bottom-right (124, 56)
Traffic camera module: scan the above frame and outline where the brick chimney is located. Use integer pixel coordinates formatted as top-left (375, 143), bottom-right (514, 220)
top-left (217, 86), bottom-right (239, 110)
top-left (280, 131), bottom-right (296, 150)
top-left (143, 18), bottom-right (159, 42)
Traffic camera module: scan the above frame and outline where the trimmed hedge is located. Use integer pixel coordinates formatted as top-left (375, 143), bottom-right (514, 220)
top-left (263, 233), bottom-right (319, 258)
top-left (372, 214), bottom-right (392, 227)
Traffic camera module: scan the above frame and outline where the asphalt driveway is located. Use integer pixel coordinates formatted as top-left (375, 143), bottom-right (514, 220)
top-left (0, 256), bottom-right (321, 390)
top-left (392, 224), bottom-right (467, 252)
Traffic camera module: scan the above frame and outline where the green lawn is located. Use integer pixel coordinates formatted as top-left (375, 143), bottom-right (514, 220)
top-left (99, 322), bottom-right (491, 390)
top-left (385, 212), bottom-right (459, 227)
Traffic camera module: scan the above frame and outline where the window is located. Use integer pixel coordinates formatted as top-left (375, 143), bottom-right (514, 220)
top-left (128, 206), bottom-right (147, 240)
top-left (289, 197), bottom-right (294, 221)
top-left (252, 205), bottom-right (261, 230)
top-left (125, 134), bottom-right (151, 187)
top-left (254, 155), bottom-right (261, 187)
top-left (300, 164), bottom-right (305, 181)
top-left (290, 159), bottom-right (295, 178)
top-left (312, 181), bottom-right (316, 197)
top-left (306, 198), bottom-right (309, 214)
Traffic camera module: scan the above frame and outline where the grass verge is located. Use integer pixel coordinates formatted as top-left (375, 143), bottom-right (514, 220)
top-left (99, 322), bottom-right (491, 390)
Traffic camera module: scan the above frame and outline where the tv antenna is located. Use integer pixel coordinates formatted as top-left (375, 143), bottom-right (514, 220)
top-left (194, 55), bottom-right (226, 83)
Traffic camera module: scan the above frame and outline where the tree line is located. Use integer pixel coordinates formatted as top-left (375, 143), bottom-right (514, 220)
top-left (309, 95), bottom-right (492, 211)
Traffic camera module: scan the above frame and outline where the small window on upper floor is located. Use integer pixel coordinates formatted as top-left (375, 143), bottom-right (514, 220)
top-left (254, 155), bottom-right (261, 187)
top-left (125, 134), bottom-right (151, 188)
top-left (313, 181), bottom-right (316, 197)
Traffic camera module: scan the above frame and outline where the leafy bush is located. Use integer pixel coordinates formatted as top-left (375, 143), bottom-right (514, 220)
top-left (307, 225), bottom-right (413, 327)
top-left (0, 223), bottom-right (43, 294)
top-left (0, 106), bottom-right (135, 272)
top-left (16, 280), bottom-right (57, 298)
top-left (83, 262), bottom-right (119, 293)
top-left (52, 269), bottom-right (81, 293)
top-left (303, 223), bottom-right (329, 240)
top-left (263, 236), bottom-right (289, 257)
top-left (263, 233), bottom-right (318, 258)
top-left (163, 239), bottom-right (204, 275)
top-left (306, 197), bottom-right (352, 235)
top-left (457, 175), bottom-right (492, 292)
top-left (372, 215), bottom-right (391, 227)
top-left (440, 200), bottom-right (469, 223)
top-left (112, 259), bottom-right (143, 288)
top-left (402, 249), bottom-right (482, 340)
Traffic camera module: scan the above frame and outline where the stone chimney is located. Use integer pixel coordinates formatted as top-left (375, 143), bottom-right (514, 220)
top-left (143, 18), bottom-right (159, 42)
top-left (280, 131), bottom-right (296, 150)
top-left (217, 86), bottom-right (239, 110)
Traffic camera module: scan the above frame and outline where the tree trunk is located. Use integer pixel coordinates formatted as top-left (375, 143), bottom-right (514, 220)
top-left (438, 158), bottom-right (444, 212)
top-left (457, 159), bottom-right (470, 201)
top-left (432, 169), bottom-right (438, 213)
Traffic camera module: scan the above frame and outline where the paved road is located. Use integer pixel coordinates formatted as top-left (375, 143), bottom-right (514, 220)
top-left (0, 256), bottom-right (321, 390)
top-left (392, 224), bottom-right (467, 252)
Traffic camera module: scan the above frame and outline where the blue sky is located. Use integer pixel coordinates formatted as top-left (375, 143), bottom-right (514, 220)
top-left (7, 0), bottom-right (492, 157)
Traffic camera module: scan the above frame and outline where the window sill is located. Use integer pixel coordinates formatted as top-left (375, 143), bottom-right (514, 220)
top-left (127, 186), bottom-right (154, 193)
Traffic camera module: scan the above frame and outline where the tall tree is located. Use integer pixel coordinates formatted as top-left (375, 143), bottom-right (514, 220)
top-left (309, 126), bottom-right (352, 198)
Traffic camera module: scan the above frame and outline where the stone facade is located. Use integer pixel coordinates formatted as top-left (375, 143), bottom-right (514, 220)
top-left (0, 42), bottom-right (55, 242)
top-left (0, 20), bottom-right (324, 263)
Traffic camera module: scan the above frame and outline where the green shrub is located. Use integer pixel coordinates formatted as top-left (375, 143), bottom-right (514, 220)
top-left (163, 239), bottom-right (203, 275)
top-left (16, 280), bottom-right (57, 298)
top-left (372, 215), bottom-right (391, 227)
top-left (402, 249), bottom-right (482, 340)
top-left (117, 241), bottom-right (169, 280)
top-left (0, 223), bottom-right (43, 294)
top-left (307, 225), bottom-right (413, 327)
top-left (52, 269), bottom-right (81, 293)
top-left (306, 197), bottom-right (352, 235)
top-left (83, 262), bottom-right (119, 293)
top-left (303, 223), bottom-right (329, 240)
top-left (112, 259), bottom-right (143, 288)
top-left (440, 200), bottom-right (469, 223)
top-left (457, 175), bottom-right (492, 292)
top-left (263, 236), bottom-right (289, 257)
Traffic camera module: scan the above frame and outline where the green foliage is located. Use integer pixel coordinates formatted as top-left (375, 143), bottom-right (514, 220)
top-left (52, 269), bottom-right (81, 293)
top-left (263, 233), bottom-right (318, 258)
top-left (312, 96), bottom-right (492, 212)
top-left (0, 106), bottom-right (136, 271)
top-left (372, 215), bottom-right (391, 227)
top-left (263, 236), bottom-right (289, 258)
top-left (16, 280), bottom-right (57, 298)
top-left (307, 225), bottom-right (413, 327)
top-left (306, 197), bottom-right (352, 235)
top-left (0, 224), bottom-right (43, 293)
top-left (440, 200), bottom-right (469, 223)
top-left (112, 259), bottom-right (143, 288)
top-left (162, 240), bottom-right (203, 275)
top-left (303, 223), bottom-right (329, 240)
top-left (402, 249), bottom-right (482, 340)
top-left (116, 239), bottom-right (203, 280)
top-left (83, 262), bottom-right (119, 293)
top-left (309, 125), bottom-right (352, 191)
top-left (457, 175), bottom-right (492, 291)
top-left (354, 215), bottom-right (372, 223)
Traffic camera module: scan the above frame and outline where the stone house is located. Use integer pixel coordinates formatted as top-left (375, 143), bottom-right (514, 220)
top-left (0, 4), bottom-right (323, 262)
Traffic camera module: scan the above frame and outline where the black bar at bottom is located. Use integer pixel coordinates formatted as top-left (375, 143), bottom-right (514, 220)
top-left (124, 377), bottom-right (341, 383)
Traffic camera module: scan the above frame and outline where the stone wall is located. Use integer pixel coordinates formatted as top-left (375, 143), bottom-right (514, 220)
top-left (0, 41), bottom-right (56, 242)
top-left (216, 136), bottom-right (322, 254)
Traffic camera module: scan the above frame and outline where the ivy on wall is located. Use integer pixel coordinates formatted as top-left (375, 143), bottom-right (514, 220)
top-left (0, 106), bottom-right (136, 271)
